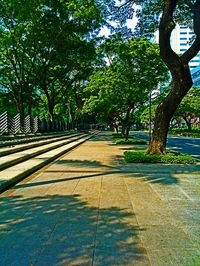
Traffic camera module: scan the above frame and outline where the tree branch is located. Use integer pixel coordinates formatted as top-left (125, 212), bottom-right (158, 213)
top-left (181, 0), bottom-right (200, 63)
top-left (159, 0), bottom-right (179, 65)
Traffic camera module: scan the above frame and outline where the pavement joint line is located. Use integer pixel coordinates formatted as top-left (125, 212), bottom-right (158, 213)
top-left (177, 186), bottom-right (194, 202)
top-left (147, 183), bottom-right (163, 201)
top-left (72, 178), bottom-right (81, 194)
top-left (145, 178), bottom-right (165, 183)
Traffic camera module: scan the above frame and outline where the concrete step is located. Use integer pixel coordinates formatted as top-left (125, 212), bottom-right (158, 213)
top-left (0, 130), bottom-right (73, 142)
top-left (0, 133), bottom-right (86, 171)
top-left (0, 131), bottom-right (69, 141)
top-left (0, 132), bottom-right (97, 193)
top-left (0, 131), bottom-right (74, 148)
top-left (0, 132), bottom-right (81, 157)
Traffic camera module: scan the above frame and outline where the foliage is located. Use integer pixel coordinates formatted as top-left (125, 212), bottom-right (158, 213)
top-left (135, 0), bottom-right (193, 38)
top-left (115, 139), bottom-right (147, 145)
top-left (174, 88), bottom-right (200, 130)
top-left (140, 105), bottom-right (157, 125)
top-left (83, 36), bottom-right (169, 135)
top-left (168, 128), bottom-right (200, 138)
top-left (140, 87), bottom-right (200, 131)
top-left (0, 90), bottom-right (18, 116)
top-left (124, 151), bottom-right (196, 164)
top-left (0, 0), bottom-right (104, 120)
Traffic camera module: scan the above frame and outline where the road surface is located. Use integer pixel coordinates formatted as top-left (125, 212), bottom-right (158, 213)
top-left (132, 131), bottom-right (200, 160)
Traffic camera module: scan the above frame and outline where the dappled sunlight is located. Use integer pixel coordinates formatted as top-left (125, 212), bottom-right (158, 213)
top-left (54, 159), bottom-right (113, 169)
top-left (11, 156), bottom-right (200, 190)
top-left (0, 194), bottom-right (147, 265)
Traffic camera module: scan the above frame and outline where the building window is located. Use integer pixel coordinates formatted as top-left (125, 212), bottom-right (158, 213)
top-left (180, 32), bottom-right (187, 34)
top-left (180, 43), bottom-right (186, 46)
top-left (180, 49), bottom-right (187, 51)
top-left (180, 38), bottom-right (187, 40)
top-left (180, 26), bottom-right (187, 29)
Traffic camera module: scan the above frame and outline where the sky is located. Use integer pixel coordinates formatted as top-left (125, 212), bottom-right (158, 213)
top-left (99, 3), bottom-right (139, 37)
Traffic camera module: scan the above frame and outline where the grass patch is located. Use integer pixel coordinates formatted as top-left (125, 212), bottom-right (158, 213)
top-left (124, 150), bottom-right (196, 164)
top-left (115, 138), bottom-right (147, 145)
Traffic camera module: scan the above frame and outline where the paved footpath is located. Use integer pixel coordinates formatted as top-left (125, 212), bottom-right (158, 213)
top-left (0, 133), bottom-right (200, 266)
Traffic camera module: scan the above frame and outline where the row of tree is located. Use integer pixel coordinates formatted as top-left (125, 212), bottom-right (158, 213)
top-left (83, 36), bottom-right (168, 138)
top-left (0, 0), bottom-right (103, 123)
top-left (0, 0), bottom-right (200, 155)
top-left (140, 88), bottom-right (200, 131)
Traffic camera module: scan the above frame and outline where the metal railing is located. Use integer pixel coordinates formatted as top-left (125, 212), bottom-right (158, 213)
top-left (0, 111), bottom-right (69, 135)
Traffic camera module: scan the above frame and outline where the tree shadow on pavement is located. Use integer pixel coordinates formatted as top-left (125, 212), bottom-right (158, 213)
top-left (89, 134), bottom-right (113, 142)
top-left (55, 159), bottom-right (113, 169)
top-left (118, 160), bottom-right (200, 185)
top-left (0, 194), bottom-right (148, 266)
top-left (14, 157), bottom-right (200, 189)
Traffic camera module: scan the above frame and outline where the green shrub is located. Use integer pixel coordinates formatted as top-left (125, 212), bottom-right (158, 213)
top-left (115, 138), bottom-right (147, 145)
top-left (124, 151), bottom-right (196, 164)
top-left (169, 128), bottom-right (200, 138)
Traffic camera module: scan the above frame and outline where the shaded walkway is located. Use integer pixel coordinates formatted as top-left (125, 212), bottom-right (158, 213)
top-left (0, 194), bottom-right (146, 265)
top-left (0, 133), bottom-right (200, 265)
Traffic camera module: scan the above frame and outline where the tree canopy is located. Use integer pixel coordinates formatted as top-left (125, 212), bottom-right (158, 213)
top-left (84, 36), bottom-right (169, 137)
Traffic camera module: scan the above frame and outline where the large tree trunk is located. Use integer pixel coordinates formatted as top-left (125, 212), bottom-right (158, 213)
top-left (147, 74), bottom-right (192, 154)
top-left (147, 0), bottom-right (200, 155)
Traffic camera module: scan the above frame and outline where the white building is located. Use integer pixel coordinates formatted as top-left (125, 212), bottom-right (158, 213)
top-left (191, 65), bottom-right (200, 87)
top-left (171, 25), bottom-right (200, 70)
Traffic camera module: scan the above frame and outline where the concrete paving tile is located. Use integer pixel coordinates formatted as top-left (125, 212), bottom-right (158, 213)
top-left (130, 199), bottom-right (164, 212)
top-left (100, 191), bottom-right (130, 200)
top-left (124, 181), bottom-right (153, 193)
top-left (135, 214), bottom-right (174, 226)
top-left (93, 247), bottom-right (150, 266)
top-left (140, 225), bottom-right (195, 250)
top-left (147, 247), bottom-right (200, 266)
top-left (35, 245), bottom-right (93, 266)
top-left (48, 224), bottom-right (96, 245)
top-left (99, 209), bottom-right (139, 226)
top-left (46, 184), bottom-right (79, 196)
top-left (75, 197), bottom-right (100, 207)
top-left (147, 248), bottom-right (178, 266)
top-left (100, 199), bottom-right (133, 209)
top-left (0, 230), bottom-right (51, 265)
